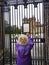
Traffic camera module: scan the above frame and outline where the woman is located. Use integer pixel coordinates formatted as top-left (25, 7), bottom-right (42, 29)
top-left (16, 34), bottom-right (34, 65)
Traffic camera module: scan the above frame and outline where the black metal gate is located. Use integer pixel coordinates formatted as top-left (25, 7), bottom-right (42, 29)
top-left (0, 0), bottom-right (49, 65)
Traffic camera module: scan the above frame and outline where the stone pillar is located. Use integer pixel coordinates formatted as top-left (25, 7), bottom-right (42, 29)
top-left (44, 2), bottom-right (49, 59)
top-left (0, 6), bottom-right (2, 49)
top-left (0, 0), bottom-right (4, 49)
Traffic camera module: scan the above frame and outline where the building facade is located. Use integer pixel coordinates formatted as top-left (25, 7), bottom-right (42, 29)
top-left (22, 17), bottom-right (43, 35)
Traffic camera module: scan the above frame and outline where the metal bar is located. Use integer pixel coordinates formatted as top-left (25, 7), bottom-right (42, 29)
top-left (12, 6), bottom-right (14, 64)
top-left (39, 3), bottom-right (42, 65)
top-left (24, 5), bottom-right (25, 23)
top-left (36, 4), bottom-right (39, 65)
top-left (33, 5), bottom-right (36, 65)
top-left (19, 5), bottom-right (21, 34)
top-left (26, 7), bottom-right (28, 19)
top-left (13, 6), bottom-right (15, 64)
top-left (43, 2), bottom-right (47, 65)
top-left (28, 4), bottom-right (31, 34)
top-left (9, 6), bottom-right (12, 65)
top-left (14, 7), bottom-right (17, 62)
top-left (31, 4), bottom-right (34, 65)
top-left (1, 6), bottom-right (5, 65)
top-left (34, 5), bottom-right (37, 65)
top-left (21, 5), bottom-right (23, 33)
top-left (14, 7), bottom-right (16, 42)
top-left (17, 6), bottom-right (18, 35)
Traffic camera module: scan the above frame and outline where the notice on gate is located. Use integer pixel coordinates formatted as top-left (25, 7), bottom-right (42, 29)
top-left (23, 23), bottom-right (29, 33)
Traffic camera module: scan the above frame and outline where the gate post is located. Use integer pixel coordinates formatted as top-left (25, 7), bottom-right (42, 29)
top-left (0, 0), bottom-right (4, 49)
top-left (0, 0), bottom-right (5, 65)
top-left (44, 2), bottom-right (49, 65)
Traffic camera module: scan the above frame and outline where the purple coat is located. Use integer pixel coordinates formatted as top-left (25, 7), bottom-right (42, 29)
top-left (16, 36), bottom-right (34, 65)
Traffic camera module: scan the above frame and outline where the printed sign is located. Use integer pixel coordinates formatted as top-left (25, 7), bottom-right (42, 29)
top-left (23, 23), bottom-right (29, 32)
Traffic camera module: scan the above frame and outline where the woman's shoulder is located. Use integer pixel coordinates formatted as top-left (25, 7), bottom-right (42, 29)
top-left (16, 42), bottom-right (19, 47)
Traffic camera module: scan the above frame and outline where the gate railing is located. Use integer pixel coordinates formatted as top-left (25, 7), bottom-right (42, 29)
top-left (0, 0), bottom-right (49, 65)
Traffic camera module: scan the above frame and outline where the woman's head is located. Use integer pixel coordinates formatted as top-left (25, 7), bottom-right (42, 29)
top-left (26, 32), bottom-right (30, 37)
top-left (17, 34), bottom-right (28, 45)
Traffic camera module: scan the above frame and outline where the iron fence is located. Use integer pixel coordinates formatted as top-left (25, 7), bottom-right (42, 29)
top-left (0, 0), bottom-right (49, 65)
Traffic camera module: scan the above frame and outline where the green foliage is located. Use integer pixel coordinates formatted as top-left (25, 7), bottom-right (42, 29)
top-left (5, 25), bottom-right (21, 34)
top-left (4, 20), bottom-right (21, 34)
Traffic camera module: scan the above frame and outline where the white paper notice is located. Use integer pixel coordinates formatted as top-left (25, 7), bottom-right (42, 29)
top-left (23, 24), bottom-right (29, 32)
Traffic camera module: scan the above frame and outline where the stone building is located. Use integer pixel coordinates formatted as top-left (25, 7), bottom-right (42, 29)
top-left (22, 17), bottom-right (43, 34)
